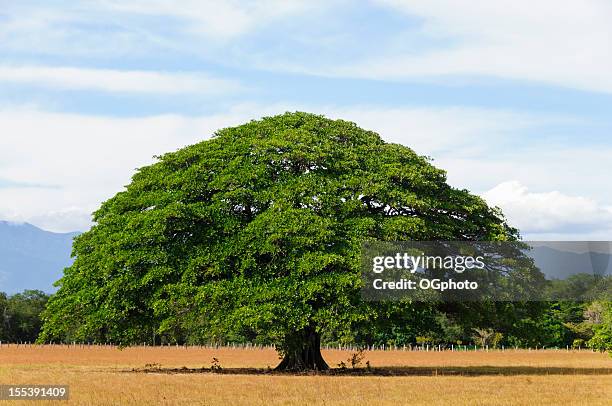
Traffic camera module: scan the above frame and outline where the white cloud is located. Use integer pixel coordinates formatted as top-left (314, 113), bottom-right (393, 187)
top-left (26, 207), bottom-right (95, 235)
top-left (327, 0), bottom-right (612, 93)
top-left (100, 0), bottom-right (323, 40)
top-left (0, 7), bottom-right (149, 57)
top-left (0, 65), bottom-right (241, 95)
top-left (318, 106), bottom-right (543, 156)
top-left (436, 144), bottom-right (612, 205)
top-left (483, 181), bottom-right (612, 238)
top-left (0, 1), bottom-right (330, 58)
top-left (3, 0), bottom-right (611, 95)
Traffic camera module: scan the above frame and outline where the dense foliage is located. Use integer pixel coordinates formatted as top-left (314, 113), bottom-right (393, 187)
top-left (0, 290), bottom-right (49, 343)
top-left (37, 112), bottom-right (611, 366)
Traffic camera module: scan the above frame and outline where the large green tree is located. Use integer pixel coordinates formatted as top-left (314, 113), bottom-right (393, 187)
top-left (40, 112), bottom-right (517, 370)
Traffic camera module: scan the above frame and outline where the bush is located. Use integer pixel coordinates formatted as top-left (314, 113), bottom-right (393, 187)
top-left (587, 302), bottom-right (612, 352)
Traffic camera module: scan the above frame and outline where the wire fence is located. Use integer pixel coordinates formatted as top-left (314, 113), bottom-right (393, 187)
top-left (0, 342), bottom-right (597, 352)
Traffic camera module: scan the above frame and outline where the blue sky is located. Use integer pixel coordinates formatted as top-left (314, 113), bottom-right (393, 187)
top-left (1, 0), bottom-right (612, 239)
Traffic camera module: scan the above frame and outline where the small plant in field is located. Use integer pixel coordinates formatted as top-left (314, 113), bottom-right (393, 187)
top-left (472, 328), bottom-right (498, 347)
top-left (491, 332), bottom-right (504, 349)
top-left (144, 363), bottom-right (161, 370)
top-left (337, 361), bottom-right (347, 370)
top-left (349, 349), bottom-right (365, 369)
top-left (211, 357), bottom-right (222, 372)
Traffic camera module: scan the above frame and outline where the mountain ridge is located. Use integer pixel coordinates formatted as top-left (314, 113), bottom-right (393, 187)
top-left (0, 221), bottom-right (79, 294)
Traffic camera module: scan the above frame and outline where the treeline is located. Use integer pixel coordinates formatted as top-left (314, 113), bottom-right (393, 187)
top-left (353, 274), bottom-right (612, 352)
top-left (350, 299), bottom-right (612, 352)
top-left (0, 290), bottom-right (49, 343)
top-left (3, 278), bottom-right (611, 352)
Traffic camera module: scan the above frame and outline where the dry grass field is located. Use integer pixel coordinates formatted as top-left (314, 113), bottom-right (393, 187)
top-left (0, 345), bottom-right (610, 405)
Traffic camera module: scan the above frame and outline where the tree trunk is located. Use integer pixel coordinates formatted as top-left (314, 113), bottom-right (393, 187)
top-left (275, 327), bottom-right (329, 371)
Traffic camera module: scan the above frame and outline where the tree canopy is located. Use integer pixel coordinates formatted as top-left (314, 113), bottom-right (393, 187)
top-left (1, 290), bottom-right (49, 343)
top-left (39, 112), bottom-right (518, 369)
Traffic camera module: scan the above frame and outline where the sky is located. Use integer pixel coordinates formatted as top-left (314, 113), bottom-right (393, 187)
top-left (1, 0), bottom-right (612, 240)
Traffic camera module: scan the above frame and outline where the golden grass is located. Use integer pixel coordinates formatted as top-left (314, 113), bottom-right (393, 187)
top-left (0, 345), bottom-right (610, 405)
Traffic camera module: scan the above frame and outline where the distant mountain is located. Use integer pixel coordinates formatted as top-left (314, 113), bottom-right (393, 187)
top-left (529, 245), bottom-right (612, 279)
top-left (0, 221), bottom-right (79, 294)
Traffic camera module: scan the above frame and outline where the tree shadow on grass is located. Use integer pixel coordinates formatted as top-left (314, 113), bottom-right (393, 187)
top-left (129, 365), bottom-right (612, 377)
